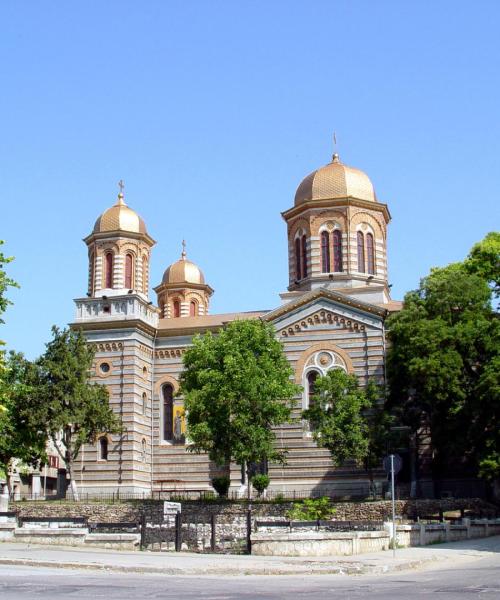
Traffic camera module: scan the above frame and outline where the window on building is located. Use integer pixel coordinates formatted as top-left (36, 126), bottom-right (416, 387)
top-left (162, 384), bottom-right (174, 441)
top-left (125, 253), bottom-right (133, 290)
top-left (333, 230), bottom-right (343, 272)
top-left (366, 233), bottom-right (375, 275)
top-left (295, 237), bottom-right (302, 280)
top-left (142, 439), bottom-right (147, 462)
top-left (99, 437), bottom-right (108, 460)
top-left (321, 231), bottom-right (330, 273)
top-left (190, 300), bottom-right (197, 317)
top-left (306, 370), bottom-right (320, 431)
top-left (142, 392), bottom-right (147, 415)
top-left (159, 300), bottom-right (165, 318)
top-left (142, 255), bottom-right (148, 293)
top-left (301, 235), bottom-right (308, 278)
top-left (173, 300), bottom-right (180, 318)
top-left (105, 252), bottom-right (114, 288)
top-left (357, 231), bottom-right (365, 273)
top-left (89, 251), bottom-right (95, 295)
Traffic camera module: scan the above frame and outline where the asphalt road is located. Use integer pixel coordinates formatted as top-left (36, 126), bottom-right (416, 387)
top-left (1, 552), bottom-right (500, 600)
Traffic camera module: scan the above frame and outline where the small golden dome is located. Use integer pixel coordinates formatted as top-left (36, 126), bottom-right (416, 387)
top-left (162, 243), bottom-right (205, 285)
top-left (294, 154), bottom-right (376, 206)
top-left (93, 193), bottom-right (147, 235)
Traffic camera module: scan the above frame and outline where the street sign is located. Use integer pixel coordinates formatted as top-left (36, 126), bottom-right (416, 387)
top-left (383, 453), bottom-right (402, 475)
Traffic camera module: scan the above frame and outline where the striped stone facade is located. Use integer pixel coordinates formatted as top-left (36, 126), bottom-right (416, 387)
top-left (71, 153), bottom-right (400, 497)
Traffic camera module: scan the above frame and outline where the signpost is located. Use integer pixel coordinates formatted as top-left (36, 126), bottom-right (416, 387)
top-left (383, 453), bottom-right (402, 557)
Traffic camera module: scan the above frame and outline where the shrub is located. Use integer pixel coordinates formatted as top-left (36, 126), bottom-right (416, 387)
top-left (286, 496), bottom-right (335, 521)
top-left (252, 474), bottom-right (270, 497)
top-left (211, 475), bottom-right (230, 497)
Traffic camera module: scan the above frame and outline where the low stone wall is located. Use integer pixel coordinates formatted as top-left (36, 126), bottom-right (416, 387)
top-left (252, 518), bottom-right (500, 557)
top-left (10, 497), bottom-right (496, 523)
top-left (252, 530), bottom-right (389, 557)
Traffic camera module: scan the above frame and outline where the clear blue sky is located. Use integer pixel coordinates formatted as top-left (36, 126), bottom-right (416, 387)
top-left (1, 1), bottom-right (499, 358)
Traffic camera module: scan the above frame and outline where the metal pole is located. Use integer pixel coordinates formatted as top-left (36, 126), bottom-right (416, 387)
top-left (391, 454), bottom-right (396, 558)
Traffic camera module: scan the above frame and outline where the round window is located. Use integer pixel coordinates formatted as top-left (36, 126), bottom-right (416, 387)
top-left (99, 362), bottom-right (111, 374)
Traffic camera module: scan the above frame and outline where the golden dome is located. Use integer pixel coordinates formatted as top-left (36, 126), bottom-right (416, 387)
top-left (93, 194), bottom-right (147, 235)
top-left (162, 244), bottom-right (205, 285)
top-left (294, 154), bottom-right (376, 206)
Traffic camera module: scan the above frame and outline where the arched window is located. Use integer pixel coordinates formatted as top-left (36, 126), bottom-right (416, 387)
top-left (162, 384), bottom-right (174, 441)
top-left (125, 253), bottom-right (133, 290)
top-left (105, 252), bottom-right (114, 289)
top-left (142, 392), bottom-right (147, 415)
top-left (306, 371), bottom-right (320, 431)
top-left (366, 233), bottom-right (375, 275)
top-left (173, 300), bottom-right (180, 318)
top-left (142, 439), bottom-right (147, 462)
top-left (159, 300), bottom-right (165, 318)
top-left (99, 437), bottom-right (108, 461)
top-left (333, 230), bottom-right (343, 272)
top-left (190, 300), bottom-right (197, 317)
top-left (295, 237), bottom-right (302, 280)
top-left (301, 235), bottom-right (308, 278)
top-left (321, 231), bottom-right (330, 273)
top-left (142, 256), bottom-right (148, 293)
top-left (89, 251), bottom-right (95, 295)
top-left (357, 231), bottom-right (365, 273)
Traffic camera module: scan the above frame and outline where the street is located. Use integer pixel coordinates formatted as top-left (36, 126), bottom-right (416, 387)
top-left (1, 551), bottom-right (499, 600)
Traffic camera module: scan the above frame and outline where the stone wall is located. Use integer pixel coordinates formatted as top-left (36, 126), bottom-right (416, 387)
top-left (10, 497), bottom-right (497, 524)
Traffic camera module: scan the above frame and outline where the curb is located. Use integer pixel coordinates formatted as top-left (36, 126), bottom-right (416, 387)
top-left (0, 555), bottom-right (440, 577)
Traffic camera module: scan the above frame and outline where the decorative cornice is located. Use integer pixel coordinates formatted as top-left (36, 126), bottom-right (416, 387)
top-left (279, 308), bottom-right (366, 338)
top-left (83, 229), bottom-right (156, 247)
top-left (281, 197), bottom-right (391, 224)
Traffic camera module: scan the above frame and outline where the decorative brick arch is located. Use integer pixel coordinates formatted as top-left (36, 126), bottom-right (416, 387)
top-left (310, 211), bottom-right (347, 236)
top-left (350, 210), bottom-right (385, 240)
top-left (154, 374), bottom-right (180, 397)
top-left (294, 341), bottom-right (354, 384)
top-left (288, 217), bottom-right (311, 241)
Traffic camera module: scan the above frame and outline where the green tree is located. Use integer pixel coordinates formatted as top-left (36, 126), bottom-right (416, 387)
top-left (179, 319), bottom-right (299, 493)
top-left (0, 352), bottom-right (48, 493)
top-left (387, 241), bottom-right (499, 486)
top-left (302, 369), bottom-right (380, 468)
top-left (36, 326), bottom-right (121, 500)
top-left (464, 231), bottom-right (500, 298)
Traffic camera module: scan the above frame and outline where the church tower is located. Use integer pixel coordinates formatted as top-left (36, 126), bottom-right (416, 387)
top-left (281, 152), bottom-right (392, 306)
top-left (154, 242), bottom-right (213, 318)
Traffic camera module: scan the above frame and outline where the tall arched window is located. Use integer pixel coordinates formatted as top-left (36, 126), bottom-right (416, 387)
top-left (125, 253), bottom-right (133, 289)
top-left (321, 231), bottom-right (330, 273)
top-left (142, 439), bottom-right (147, 462)
top-left (159, 300), bottom-right (165, 318)
top-left (142, 255), bottom-right (148, 293)
top-left (357, 231), bottom-right (365, 273)
top-left (366, 233), bottom-right (375, 275)
top-left (89, 251), bottom-right (95, 295)
top-left (333, 230), bottom-right (343, 272)
top-left (190, 300), bottom-right (197, 317)
top-left (295, 237), bottom-right (302, 280)
top-left (162, 384), bottom-right (174, 441)
top-left (105, 252), bottom-right (114, 288)
top-left (306, 371), bottom-right (319, 431)
top-left (301, 235), bottom-right (308, 278)
top-left (142, 392), bottom-right (147, 415)
top-left (173, 300), bottom-right (180, 318)
top-left (99, 437), bottom-right (108, 461)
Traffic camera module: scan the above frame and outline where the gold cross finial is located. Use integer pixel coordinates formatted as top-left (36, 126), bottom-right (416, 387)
top-left (181, 239), bottom-right (186, 259)
top-left (117, 179), bottom-right (125, 204)
top-left (332, 132), bottom-right (340, 162)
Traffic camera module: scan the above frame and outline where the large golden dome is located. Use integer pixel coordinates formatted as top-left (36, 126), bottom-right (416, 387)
top-left (294, 154), bottom-right (376, 206)
top-left (162, 246), bottom-right (205, 285)
top-left (93, 194), bottom-right (147, 235)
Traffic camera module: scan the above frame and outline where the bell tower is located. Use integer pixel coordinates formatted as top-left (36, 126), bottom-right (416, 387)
top-left (281, 152), bottom-right (392, 306)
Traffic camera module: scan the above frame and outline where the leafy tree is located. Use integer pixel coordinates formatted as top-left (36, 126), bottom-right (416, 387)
top-left (287, 497), bottom-right (335, 521)
top-left (464, 232), bottom-right (500, 298)
top-left (35, 326), bottom-right (121, 500)
top-left (302, 368), bottom-right (380, 468)
top-left (0, 241), bottom-right (18, 421)
top-left (387, 239), bottom-right (499, 486)
top-left (252, 473), bottom-right (270, 497)
top-left (179, 319), bottom-right (299, 493)
top-left (0, 352), bottom-right (48, 494)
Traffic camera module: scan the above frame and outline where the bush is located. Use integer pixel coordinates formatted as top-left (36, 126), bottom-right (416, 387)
top-left (252, 474), bottom-right (270, 497)
top-left (286, 496), bottom-right (335, 521)
top-left (211, 475), bottom-right (230, 497)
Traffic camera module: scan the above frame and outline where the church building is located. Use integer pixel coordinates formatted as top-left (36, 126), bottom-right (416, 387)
top-left (71, 149), bottom-right (401, 497)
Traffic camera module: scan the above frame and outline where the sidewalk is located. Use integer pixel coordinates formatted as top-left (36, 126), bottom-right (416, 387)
top-left (0, 536), bottom-right (499, 577)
